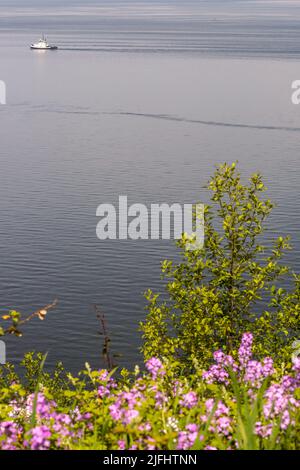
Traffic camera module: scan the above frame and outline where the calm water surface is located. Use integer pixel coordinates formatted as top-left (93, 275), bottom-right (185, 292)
top-left (0, 0), bottom-right (300, 371)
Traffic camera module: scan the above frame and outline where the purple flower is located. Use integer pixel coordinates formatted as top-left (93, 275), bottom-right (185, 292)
top-left (255, 422), bottom-right (273, 438)
top-left (97, 370), bottom-right (116, 398)
top-left (118, 440), bottom-right (126, 450)
top-left (154, 391), bottom-right (167, 407)
top-left (138, 423), bottom-right (151, 432)
top-left (123, 409), bottom-right (139, 425)
top-left (203, 333), bottom-right (275, 391)
top-left (0, 421), bottom-right (22, 450)
top-left (201, 399), bottom-right (232, 437)
top-left (216, 416), bottom-right (232, 436)
top-left (263, 382), bottom-right (300, 427)
top-left (203, 364), bottom-right (230, 385)
top-left (29, 425), bottom-right (51, 450)
top-left (262, 357), bottom-right (275, 378)
top-left (109, 403), bottom-right (122, 421)
top-left (213, 350), bottom-right (226, 364)
top-left (180, 392), bottom-right (198, 409)
top-left (98, 385), bottom-right (111, 398)
top-left (177, 424), bottom-right (199, 450)
top-left (280, 410), bottom-right (291, 430)
top-left (109, 388), bottom-right (143, 425)
top-left (203, 349), bottom-right (238, 385)
top-left (146, 441), bottom-right (156, 450)
top-left (98, 370), bottom-right (110, 381)
top-left (145, 357), bottom-right (165, 379)
top-left (244, 360), bottom-right (263, 383)
top-left (238, 332), bottom-right (253, 367)
top-left (9, 393), bottom-right (56, 421)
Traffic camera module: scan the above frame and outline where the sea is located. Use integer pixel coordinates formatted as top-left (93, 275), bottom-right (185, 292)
top-left (0, 0), bottom-right (300, 371)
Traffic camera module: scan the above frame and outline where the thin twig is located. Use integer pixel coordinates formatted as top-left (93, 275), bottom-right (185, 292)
top-left (93, 305), bottom-right (115, 370)
top-left (3, 299), bottom-right (58, 336)
top-left (19, 299), bottom-right (58, 326)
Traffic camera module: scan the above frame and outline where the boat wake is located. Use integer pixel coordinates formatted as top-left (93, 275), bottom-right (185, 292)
top-left (111, 112), bottom-right (300, 133)
top-left (13, 104), bottom-right (300, 133)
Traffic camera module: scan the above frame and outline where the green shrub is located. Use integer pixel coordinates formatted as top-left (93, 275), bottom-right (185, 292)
top-left (141, 163), bottom-right (300, 369)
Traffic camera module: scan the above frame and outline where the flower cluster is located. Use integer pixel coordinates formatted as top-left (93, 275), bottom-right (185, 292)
top-left (26, 425), bottom-right (52, 450)
top-left (203, 333), bottom-right (275, 388)
top-left (202, 350), bottom-right (238, 385)
top-left (145, 358), bottom-right (165, 379)
top-left (1, 392), bottom-right (92, 450)
top-left (0, 421), bottom-right (22, 450)
top-left (263, 360), bottom-right (300, 431)
top-left (180, 391), bottom-right (198, 410)
top-left (0, 334), bottom-right (299, 450)
top-left (109, 387), bottom-right (145, 425)
top-left (201, 399), bottom-right (232, 438)
top-left (97, 370), bottom-right (117, 398)
top-left (177, 424), bottom-right (199, 450)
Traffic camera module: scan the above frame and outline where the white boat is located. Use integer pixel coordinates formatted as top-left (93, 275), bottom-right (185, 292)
top-left (30, 35), bottom-right (58, 50)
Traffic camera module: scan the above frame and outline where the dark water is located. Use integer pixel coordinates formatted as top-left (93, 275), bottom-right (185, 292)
top-left (0, 0), bottom-right (300, 372)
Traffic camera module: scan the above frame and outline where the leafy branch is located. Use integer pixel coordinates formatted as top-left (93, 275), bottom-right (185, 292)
top-left (0, 299), bottom-right (58, 337)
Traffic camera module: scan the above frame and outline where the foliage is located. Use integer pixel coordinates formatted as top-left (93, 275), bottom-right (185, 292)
top-left (0, 164), bottom-right (299, 450)
top-left (0, 333), bottom-right (299, 450)
top-left (141, 163), bottom-right (300, 369)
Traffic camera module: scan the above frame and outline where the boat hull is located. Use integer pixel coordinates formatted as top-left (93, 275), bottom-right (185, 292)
top-left (30, 45), bottom-right (58, 50)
